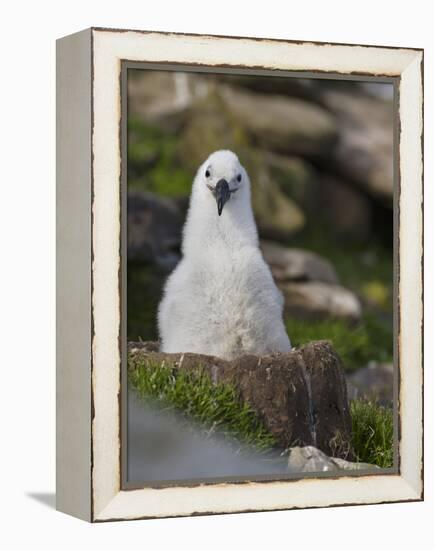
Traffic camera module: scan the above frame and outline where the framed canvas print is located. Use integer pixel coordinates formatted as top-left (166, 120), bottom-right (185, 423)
top-left (56, 27), bottom-right (424, 522)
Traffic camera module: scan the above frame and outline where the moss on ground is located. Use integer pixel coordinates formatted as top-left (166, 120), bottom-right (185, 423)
top-left (350, 399), bottom-right (394, 468)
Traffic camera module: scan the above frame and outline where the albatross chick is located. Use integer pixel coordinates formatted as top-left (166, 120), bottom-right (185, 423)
top-left (158, 150), bottom-right (291, 360)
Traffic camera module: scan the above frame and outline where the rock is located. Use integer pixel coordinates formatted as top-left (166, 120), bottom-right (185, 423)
top-left (219, 74), bottom-right (321, 101)
top-left (331, 456), bottom-right (379, 470)
top-left (128, 340), bottom-right (353, 459)
top-left (314, 175), bottom-right (373, 241)
top-left (282, 281), bottom-right (362, 322)
top-left (346, 361), bottom-right (394, 403)
top-left (360, 82), bottom-right (394, 100)
top-left (128, 340), bottom-right (160, 353)
top-left (250, 160), bottom-right (305, 239)
top-left (127, 190), bottom-right (183, 270)
top-left (265, 151), bottom-right (373, 241)
top-left (261, 240), bottom-right (339, 285)
top-left (127, 71), bottom-right (206, 132)
top-left (176, 90), bottom-right (245, 172)
top-left (222, 85), bottom-right (338, 156)
top-left (321, 88), bottom-right (394, 205)
top-left (288, 446), bottom-right (378, 473)
top-left (265, 151), bottom-right (315, 201)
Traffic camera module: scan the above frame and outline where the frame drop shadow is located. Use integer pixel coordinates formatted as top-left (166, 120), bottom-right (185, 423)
top-left (27, 492), bottom-right (56, 509)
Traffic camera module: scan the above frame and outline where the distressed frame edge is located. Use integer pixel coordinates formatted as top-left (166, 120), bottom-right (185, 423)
top-left (90, 25), bottom-right (424, 54)
top-left (89, 28), bottom-right (424, 522)
top-left (95, 479), bottom-right (422, 523)
top-left (396, 51), bottom-right (424, 500)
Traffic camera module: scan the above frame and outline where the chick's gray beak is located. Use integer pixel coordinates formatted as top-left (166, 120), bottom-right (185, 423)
top-left (215, 179), bottom-right (231, 216)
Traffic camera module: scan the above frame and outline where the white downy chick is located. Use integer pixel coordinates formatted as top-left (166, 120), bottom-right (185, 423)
top-left (158, 150), bottom-right (291, 360)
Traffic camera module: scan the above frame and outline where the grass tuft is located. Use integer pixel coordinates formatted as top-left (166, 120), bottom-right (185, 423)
top-left (128, 356), bottom-right (278, 452)
top-left (350, 399), bottom-right (394, 468)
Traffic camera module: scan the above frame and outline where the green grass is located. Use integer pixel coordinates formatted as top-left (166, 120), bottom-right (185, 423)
top-left (350, 399), bottom-right (394, 468)
top-left (128, 356), bottom-right (278, 452)
top-left (286, 314), bottom-right (393, 372)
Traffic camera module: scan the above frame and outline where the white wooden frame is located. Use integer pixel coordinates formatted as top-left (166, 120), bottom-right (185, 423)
top-left (56, 27), bottom-right (423, 522)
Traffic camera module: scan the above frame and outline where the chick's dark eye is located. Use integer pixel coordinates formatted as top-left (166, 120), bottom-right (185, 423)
top-left (205, 170), bottom-right (210, 178)
top-left (237, 174), bottom-right (242, 182)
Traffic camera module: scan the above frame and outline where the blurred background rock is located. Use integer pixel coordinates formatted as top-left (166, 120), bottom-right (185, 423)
top-left (126, 69), bottom-right (394, 405)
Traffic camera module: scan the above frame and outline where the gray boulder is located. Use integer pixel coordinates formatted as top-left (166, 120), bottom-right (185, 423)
top-left (314, 175), bottom-right (373, 241)
top-left (264, 153), bottom-right (374, 241)
top-left (265, 151), bottom-right (315, 200)
top-left (288, 446), bottom-right (378, 473)
top-left (322, 88), bottom-right (394, 205)
top-left (127, 190), bottom-right (183, 270)
top-left (219, 74), bottom-right (322, 101)
top-left (261, 240), bottom-right (339, 285)
top-left (282, 281), bottom-right (362, 322)
top-left (127, 70), bottom-right (198, 132)
top-left (346, 361), bottom-right (394, 403)
top-left (222, 85), bottom-right (338, 156)
top-left (250, 161), bottom-right (305, 239)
